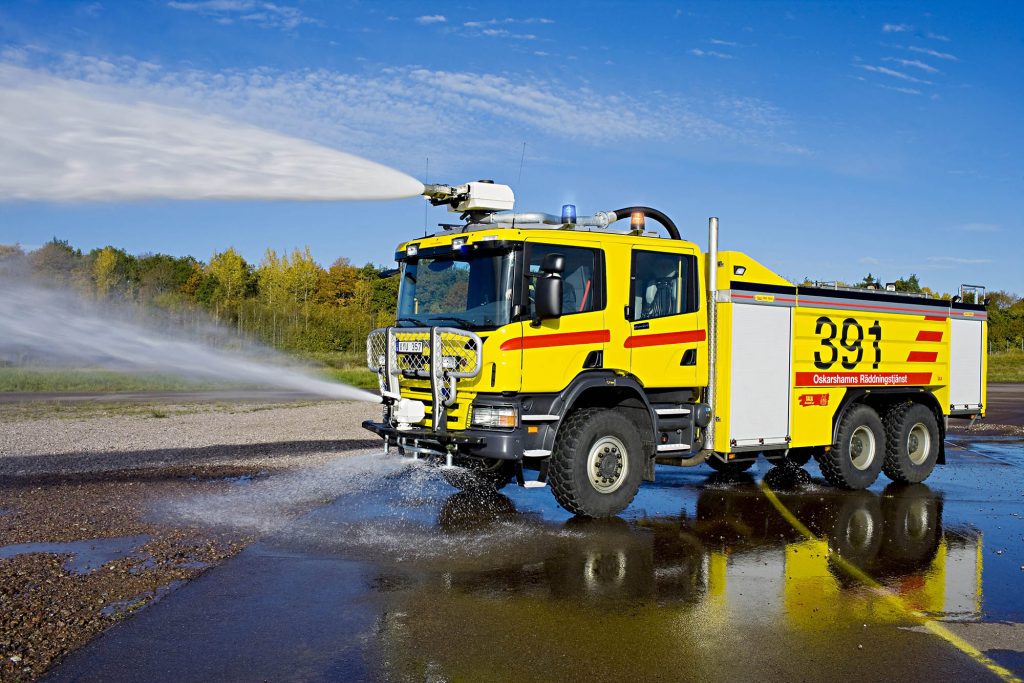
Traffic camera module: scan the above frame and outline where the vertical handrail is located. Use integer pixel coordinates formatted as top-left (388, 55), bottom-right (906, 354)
top-left (704, 217), bottom-right (719, 452)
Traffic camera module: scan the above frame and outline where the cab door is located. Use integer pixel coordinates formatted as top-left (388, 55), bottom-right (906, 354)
top-left (517, 239), bottom-right (607, 394)
top-left (627, 247), bottom-right (705, 389)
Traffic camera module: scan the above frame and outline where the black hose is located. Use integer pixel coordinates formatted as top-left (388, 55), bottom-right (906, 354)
top-left (611, 206), bottom-right (681, 240)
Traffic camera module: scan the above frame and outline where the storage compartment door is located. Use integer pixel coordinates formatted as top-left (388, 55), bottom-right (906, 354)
top-left (950, 318), bottom-right (983, 410)
top-left (729, 304), bottom-right (792, 448)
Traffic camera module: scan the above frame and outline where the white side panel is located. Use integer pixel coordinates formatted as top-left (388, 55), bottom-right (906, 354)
top-left (950, 319), bottom-right (983, 408)
top-left (730, 304), bottom-right (791, 444)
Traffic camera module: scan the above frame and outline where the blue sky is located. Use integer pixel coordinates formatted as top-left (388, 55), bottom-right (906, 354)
top-left (1, 1), bottom-right (1021, 294)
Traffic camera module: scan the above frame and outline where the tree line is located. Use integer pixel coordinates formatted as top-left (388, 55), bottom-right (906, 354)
top-left (807, 271), bottom-right (1024, 351)
top-left (2, 240), bottom-right (1021, 355)
top-left (0, 239), bottom-right (398, 355)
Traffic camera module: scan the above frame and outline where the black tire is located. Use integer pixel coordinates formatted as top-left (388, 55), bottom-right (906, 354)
top-left (548, 407), bottom-right (645, 518)
top-left (882, 403), bottom-right (940, 484)
top-left (437, 490), bottom-right (518, 533)
top-left (440, 457), bottom-right (514, 491)
top-left (818, 404), bottom-right (885, 489)
top-left (879, 483), bottom-right (942, 570)
top-left (784, 447), bottom-right (816, 467)
top-left (706, 455), bottom-right (755, 476)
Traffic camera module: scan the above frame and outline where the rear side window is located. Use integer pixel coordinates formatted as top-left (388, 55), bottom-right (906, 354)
top-left (526, 243), bottom-right (603, 316)
top-left (631, 251), bottom-right (698, 321)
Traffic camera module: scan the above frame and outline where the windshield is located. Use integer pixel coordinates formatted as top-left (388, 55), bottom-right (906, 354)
top-left (397, 251), bottom-right (515, 329)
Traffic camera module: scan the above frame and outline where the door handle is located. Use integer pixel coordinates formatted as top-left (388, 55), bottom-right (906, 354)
top-left (680, 349), bottom-right (697, 366)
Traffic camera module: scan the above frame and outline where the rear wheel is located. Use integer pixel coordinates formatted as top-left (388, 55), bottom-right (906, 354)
top-left (549, 407), bottom-right (644, 518)
top-left (882, 403), bottom-right (940, 484)
top-left (818, 404), bottom-right (885, 489)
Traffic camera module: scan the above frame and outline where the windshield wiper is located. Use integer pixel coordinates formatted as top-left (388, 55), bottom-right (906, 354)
top-left (396, 317), bottom-right (428, 326)
top-left (433, 315), bottom-right (488, 328)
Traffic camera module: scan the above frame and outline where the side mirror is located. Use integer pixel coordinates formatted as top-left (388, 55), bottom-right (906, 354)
top-left (540, 253), bottom-right (565, 275)
top-left (534, 274), bottom-right (563, 324)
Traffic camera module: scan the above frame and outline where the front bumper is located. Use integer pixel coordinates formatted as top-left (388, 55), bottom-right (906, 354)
top-left (362, 420), bottom-right (531, 460)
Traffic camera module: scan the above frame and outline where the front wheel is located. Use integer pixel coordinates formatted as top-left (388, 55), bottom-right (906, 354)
top-left (549, 408), bottom-right (645, 518)
top-left (440, 457), bottom-right (514, 491)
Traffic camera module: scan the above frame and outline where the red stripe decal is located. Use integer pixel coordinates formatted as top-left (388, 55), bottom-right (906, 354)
top-left (624, 329), bottom-right (707, 348)
top-left (795, 372), bottom-right (933, 387)
top-left (924, 315), bottom-right (947, 321)
top-left (907, 351), bottom-right (938, 363)
top-left (805, 300), bottom-right (946, 315)
top-left (916, 331), bottom-right (943, 342)
top-left (500, 329), bottom-right (610, 351)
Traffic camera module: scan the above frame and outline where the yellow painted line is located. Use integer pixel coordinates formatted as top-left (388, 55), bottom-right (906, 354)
top-left (758, 480), bottom-right (1021, 683)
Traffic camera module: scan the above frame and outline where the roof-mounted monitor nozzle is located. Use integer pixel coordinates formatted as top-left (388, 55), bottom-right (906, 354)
top-left (422, 180), bottom-right (515, 214)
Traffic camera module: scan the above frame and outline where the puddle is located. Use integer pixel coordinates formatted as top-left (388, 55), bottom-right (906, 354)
top-left (0, 535), bottom-right (151, 574)
top-left (101, 579), bottom-right (186, 618)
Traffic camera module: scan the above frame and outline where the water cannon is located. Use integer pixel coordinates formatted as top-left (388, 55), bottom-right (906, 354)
top-left (422, 180), bottom-right (515, 213)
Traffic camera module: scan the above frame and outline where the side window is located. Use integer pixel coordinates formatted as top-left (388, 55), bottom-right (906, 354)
top-left (527, 244), bottom-right (601, 316)
top-left (631, 251), bottom-right (697, 321)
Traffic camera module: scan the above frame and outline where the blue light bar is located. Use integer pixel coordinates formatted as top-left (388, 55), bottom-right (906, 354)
top-left (561, 204), bottom-right (577, 225)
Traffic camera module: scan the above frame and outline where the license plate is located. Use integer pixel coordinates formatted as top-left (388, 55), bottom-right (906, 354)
top-left (397, 341), bottom-right (423, 353)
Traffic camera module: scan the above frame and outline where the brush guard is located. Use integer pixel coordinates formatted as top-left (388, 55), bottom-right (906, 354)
top-left (367, 326), bottom-right (483, 434)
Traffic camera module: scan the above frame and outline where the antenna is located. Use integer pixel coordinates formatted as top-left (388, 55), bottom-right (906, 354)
top-left (423, 157), bottom-right (429, 237)
top-left (516, 142), bottom-right (527, 184)
top-left (513, 142), bottom-right (526, 230)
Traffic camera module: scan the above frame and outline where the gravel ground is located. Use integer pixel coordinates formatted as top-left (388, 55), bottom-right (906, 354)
top-left (0, 399), bottom-right (380, 681)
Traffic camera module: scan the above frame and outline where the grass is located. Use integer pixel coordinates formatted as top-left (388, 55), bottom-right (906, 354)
top-left (0, 400), bottom-right (321, 423)
top-left (988, 350), bottom-right (1024, 383)
top-left (0, 351), bottom-right (378, 395)
top-left (301, 351), bottom-right (378, 390)
top-left (0, 368), bottom-right (216, 393)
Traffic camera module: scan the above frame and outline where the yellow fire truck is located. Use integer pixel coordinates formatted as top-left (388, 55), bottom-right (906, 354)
top-left (364, 181), bottom-right (988, 517)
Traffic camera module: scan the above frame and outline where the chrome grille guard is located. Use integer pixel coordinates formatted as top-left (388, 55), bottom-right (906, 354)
top-left (367, 326), bottom-right (483, 433)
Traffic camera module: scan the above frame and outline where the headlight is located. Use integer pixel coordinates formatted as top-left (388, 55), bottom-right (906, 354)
top-left (471, 404), bottom-right (517, 429)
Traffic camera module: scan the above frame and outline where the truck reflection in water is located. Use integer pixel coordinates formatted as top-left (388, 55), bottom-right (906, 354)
top-left (375, 473), bottom-right (982, 681)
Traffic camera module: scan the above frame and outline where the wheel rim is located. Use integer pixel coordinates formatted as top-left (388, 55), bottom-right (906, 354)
top-left (849, 425), bottom-right (876, 471)
top-left (907, 423), bottom-right (931, 465)
top-left (587, 436), bottom-right (628, 493)
top-left (902, 498), bottom-right (930, 541)
top-left (844, 507), bottom-right (877, 552)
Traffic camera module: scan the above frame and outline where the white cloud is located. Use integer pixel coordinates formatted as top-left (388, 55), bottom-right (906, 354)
top-left (882, 57), bottom-right (940, 74)
top-left (0, 65), bottom-right (423, 201)
top-left (479, 28), bottom-right (536, 40)
top-left (860, 256), bottom-right (881, 265)
top-left (926, 256), bottom-right (992, 265)
top-left (463, 17), bottom-right (553, 27)
top-left (858, 64), bottom-right (931, 84)
top-left (1, 51), bottom-right (806, 181)
top-left (927, 32), bottom-right (950, 42)
top-left (414, 14), bottom-right (446, 24)
top-left (709, 38), bottom-right (737, 46)
top-left (689, 48), bottom-right (734, 59)
top-left (879, 84), bottom-right (922, 95)
top-left (908, 45), bottom-right (959, 61)
top-left (166, 1), bottom-right (318, 30)
top-left (882, 23), bottom-right (911, 32)
top-left (961, 223), bottom-right (1000, 233)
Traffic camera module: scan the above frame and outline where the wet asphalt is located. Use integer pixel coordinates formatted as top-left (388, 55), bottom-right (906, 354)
top-left (42, 428), bottom-right (1024, 682)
